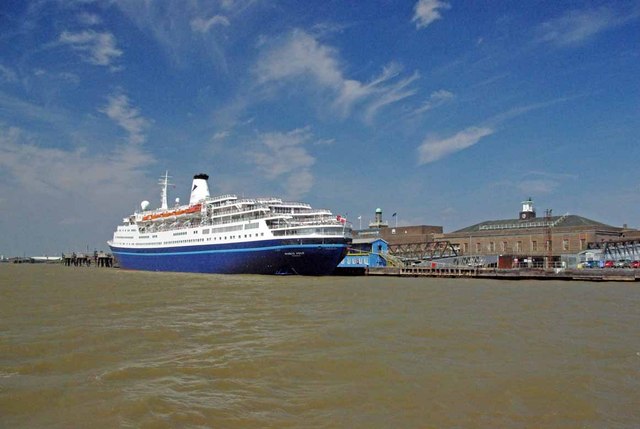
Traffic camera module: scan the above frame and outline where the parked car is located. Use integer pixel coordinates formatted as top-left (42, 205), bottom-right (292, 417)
top-left (615, 260), bottom-right (631, 268)
top-left (604, 260), bottom-right (615, 268)
top-left (632, 260), bottom-right (640, 269)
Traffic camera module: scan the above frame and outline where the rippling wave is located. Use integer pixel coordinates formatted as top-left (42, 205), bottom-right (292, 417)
top-left (1, 265), bottom-right (639, 428)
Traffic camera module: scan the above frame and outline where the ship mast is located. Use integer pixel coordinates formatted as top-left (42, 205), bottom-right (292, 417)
top-left (159, 171), bottom-right (173, 210)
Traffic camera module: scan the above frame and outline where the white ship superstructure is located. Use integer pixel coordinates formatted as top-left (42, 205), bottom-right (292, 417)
top-left (108, 173), bottom-right (351, 275)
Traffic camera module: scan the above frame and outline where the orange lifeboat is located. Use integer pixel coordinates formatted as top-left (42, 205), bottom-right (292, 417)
top-left (186, 204), bottom-right (202, 214)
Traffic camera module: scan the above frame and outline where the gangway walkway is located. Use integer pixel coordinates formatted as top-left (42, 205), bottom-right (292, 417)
top-left (588, 239), bottom-right (640, 262)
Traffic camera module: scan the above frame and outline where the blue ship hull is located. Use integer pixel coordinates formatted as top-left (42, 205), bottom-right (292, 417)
top-left (109, 238), bottom-right (349, 276)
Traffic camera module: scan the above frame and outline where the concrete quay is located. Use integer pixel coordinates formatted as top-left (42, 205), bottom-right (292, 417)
top-left (366, 266), bottom-right (640, 282)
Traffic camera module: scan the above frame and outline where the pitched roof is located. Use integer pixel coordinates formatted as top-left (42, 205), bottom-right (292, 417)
top-left (452, 214), bottom-right (618, 234)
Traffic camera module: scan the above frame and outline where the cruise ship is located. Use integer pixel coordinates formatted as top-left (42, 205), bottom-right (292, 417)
top-left (108, 173), bottom-right (352, 275)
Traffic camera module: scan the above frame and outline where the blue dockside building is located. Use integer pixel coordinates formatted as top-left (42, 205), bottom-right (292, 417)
top-left (335, 238), bottom-right (391, 274)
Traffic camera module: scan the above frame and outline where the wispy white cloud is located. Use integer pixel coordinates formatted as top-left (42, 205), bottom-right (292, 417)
top-left (0, 90), bottom-right (68, 124)
top-left (256, 30), bottom-right (419, 121)
top-left (212, 131), bottom-right (230, 141)
top-left (415, 95), bottom-right (579, 165)
top-left (364, 71), bottom-right (420, 123)
top-left (412, 89), bottom-right (454, 115)
top-left (285, 169), bottom-right (314, 200)
top-left (100, 92), bottom-right (151, 145)
top-left (412, 0), bottom-right (451, 29)
top-left (0, 124), bottom-right (153, 205)
top-left (0, 124), bottom-right (154, 253)
top-left (110, 0), bottom-right (250, 70)
top-left (58, 72), bottom-right (81, 84)
top-left (537, 6), bottom-right (628, 47)
top-left (256, 30), bottom-right (344, 88)
top-left (58, 30), bottom-right (122, 67)
top-left (515, 171), bottom-right (577, 195)
top-left (516, 179), bottom-right (559, 195)
top-left (77, 12), bottom-right (101, 26)
top-left (219, 0), bottom-right (257, 13)
top-left (250, 127), bottom-right (316, 198)
top-left (314, 138), bottom-right (335, 146)
top-left (418, 126), bottom-right (494, 164)
top-left (486, 95), bottom-right (581, 126)
top-left (0, 64), bottom-right (18, 83)
top-left (191, 15), bottom-right (230, 33)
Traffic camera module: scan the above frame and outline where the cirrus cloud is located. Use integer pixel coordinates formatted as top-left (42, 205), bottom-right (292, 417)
top-left (412, 0), bottom-right (451, 29)
top-left (255, 30), bottom-right (419, 121)
top-left (412, 89), bottom-right (454, 115)
top-left (100, 92), bottom-right (151, 145)
top-left (537, 6), bottom-right (632, 47)
top-left (250, 127), bottom-right (316, 198)
top-left (418, 126), bottom-right (494, 164)
top-left (58, 30), bottom-right (122, 67)
top-left (190, 15), bottom-right (230, 33)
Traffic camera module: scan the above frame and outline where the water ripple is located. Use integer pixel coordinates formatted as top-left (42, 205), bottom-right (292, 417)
top-left (1, 266), bottom-right (640, 428)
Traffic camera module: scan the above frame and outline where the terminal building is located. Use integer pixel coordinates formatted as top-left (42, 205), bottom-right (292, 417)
top-left (350, 201), bottom-right (637, 268)
top-left (436, 198), bottom-right (628, 267)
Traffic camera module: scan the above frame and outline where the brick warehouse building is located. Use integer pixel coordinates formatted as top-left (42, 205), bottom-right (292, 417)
top-left (437, 199), bottom-right (625, 262)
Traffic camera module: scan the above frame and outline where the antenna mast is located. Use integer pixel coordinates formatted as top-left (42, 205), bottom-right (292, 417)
top-left (159, 171), bottom-right (173, 210)
top-left (545, 209), bottom-right (553, 270)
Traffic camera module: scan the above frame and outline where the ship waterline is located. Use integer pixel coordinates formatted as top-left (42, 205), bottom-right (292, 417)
top-left (108, 172), bottom-right (351, 275)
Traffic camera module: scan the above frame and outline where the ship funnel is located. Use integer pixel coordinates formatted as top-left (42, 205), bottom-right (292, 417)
top-left (189, 173), bottom-right (210, 204)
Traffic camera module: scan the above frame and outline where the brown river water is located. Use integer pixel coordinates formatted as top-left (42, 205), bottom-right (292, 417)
top-left (1, 264), bottom-right (639, 428)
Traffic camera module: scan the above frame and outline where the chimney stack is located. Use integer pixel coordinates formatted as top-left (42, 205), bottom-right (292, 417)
top-left (189, 173), bottom-right (210, 205)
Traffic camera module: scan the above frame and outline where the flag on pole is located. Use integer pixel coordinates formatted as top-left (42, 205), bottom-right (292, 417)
top-left (392, 212), bottom-right (397, 217)
top-left (357, 216), bottom-right (362, 220)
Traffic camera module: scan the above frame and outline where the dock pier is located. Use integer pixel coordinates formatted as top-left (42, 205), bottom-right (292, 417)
top-left (62, 252), bottom-right (114, 268)
top-left (366, 266), bottom-right (640, 282)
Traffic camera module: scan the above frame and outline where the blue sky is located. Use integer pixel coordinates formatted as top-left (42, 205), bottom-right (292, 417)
top-left (1, 0), bottom-right (639, 256)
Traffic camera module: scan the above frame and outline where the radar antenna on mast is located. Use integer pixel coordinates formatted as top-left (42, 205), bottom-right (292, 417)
top-left (159, 171), bottom-right (174, 210)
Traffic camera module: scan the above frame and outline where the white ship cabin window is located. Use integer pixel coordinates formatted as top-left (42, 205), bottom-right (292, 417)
top-left (203, 229), bottom-right (210, 234)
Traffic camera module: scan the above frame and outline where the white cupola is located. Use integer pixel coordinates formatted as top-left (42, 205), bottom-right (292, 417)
top-left (519, 197), bottom-right (536, 220)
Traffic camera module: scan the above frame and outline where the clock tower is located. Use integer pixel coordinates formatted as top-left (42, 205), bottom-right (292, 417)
top-left (519, 198), bottom-right (536, 220)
